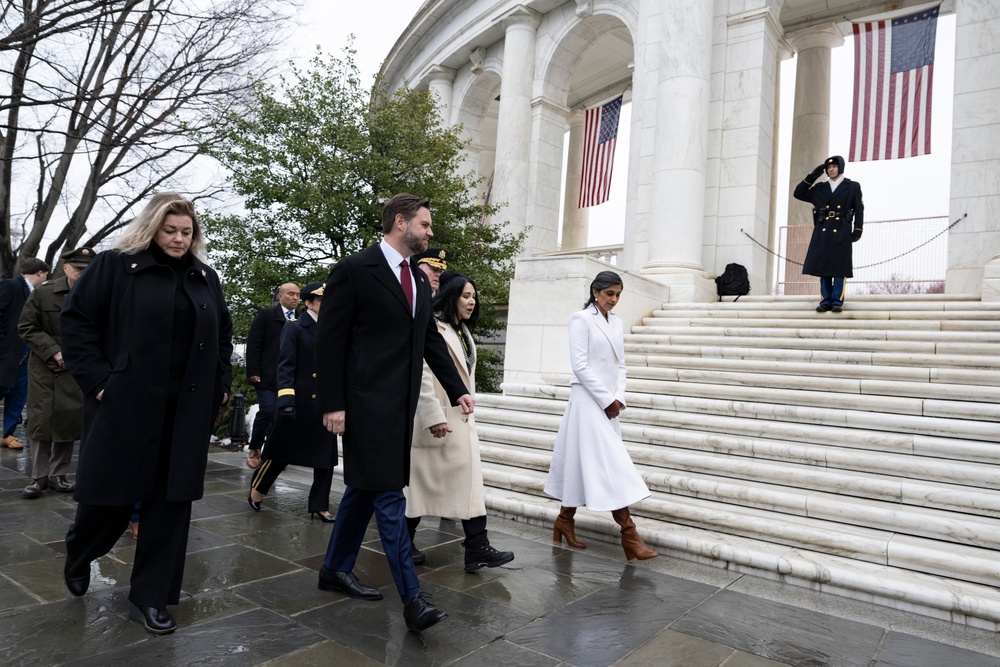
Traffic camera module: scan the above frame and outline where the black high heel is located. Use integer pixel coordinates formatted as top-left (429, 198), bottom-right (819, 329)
top-left (311, 511), bottom-right (335, 523)
top-left (247, 493), bottom-right (261, 512)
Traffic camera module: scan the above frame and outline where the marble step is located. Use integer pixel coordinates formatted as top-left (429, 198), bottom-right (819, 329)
top-left (681, 293), bottom-right (990, 306)
top-left (626, 353), bottom-right (1000, 387)
top-left (494, 384), bottom-right (1000, 442)
top-left (643, 316), bottom-right (1000, 332)
top-left (479, 466), bottom-right (1000, 585)
top-left (629, 325), bottom-right (1000, 345)
top-left (476, 424), bottom-right (1000, 497)
top-left (482, 487), bottom-right (1000, 628)
top-left (621, 366), bottom-right (1000, 405)
top-left (625, 342), bottom-right (1000, 370)
top-left (650, 308), bottom-right (1000, 322)
top-left (477, 394), bottom-right (1000, 462)
top-left (477, 440), bottom-right (1000, 526)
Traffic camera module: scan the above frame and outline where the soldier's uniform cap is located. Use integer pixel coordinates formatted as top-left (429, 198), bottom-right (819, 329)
top-left (412, 248), bottom-right (448, 270)
top-left (61, 246), bottom-right (96, 267)
top-left (301, 282), bottom-right (325, 300)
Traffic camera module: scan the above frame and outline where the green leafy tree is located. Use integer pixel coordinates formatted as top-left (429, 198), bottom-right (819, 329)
top-left (203, 46), bottom-right (523, 391)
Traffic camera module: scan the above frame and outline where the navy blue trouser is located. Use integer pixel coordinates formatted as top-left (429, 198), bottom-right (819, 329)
top-left (0, 348), bottom-right (29, 437)
top-left (819, 276), bottom-right (846, 308)
top-left (323, 486), bottom-right (420, 604)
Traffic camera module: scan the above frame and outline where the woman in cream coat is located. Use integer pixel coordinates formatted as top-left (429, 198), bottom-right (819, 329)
top-left (544, 270), bottom-right (657, 560)
top-left (405, 271), bottom-right (514, 573)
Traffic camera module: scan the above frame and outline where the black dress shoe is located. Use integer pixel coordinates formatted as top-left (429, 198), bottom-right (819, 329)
top-left (464, 543), bottom-right (515, 573)
top-left (403, 593), bottom-right (447, 632)
top-left (310, 511), bottom-right (336, 523)
top-left (317, 567), bottom-right (383, 600)
top-left (64, 557), bottom-right (89, 596)
top-left (410, 544), bottom-right (426, 566)
top-left (831, 304), bottom-right (843, 313)
top-left (816, 303), bottom-right (832, 312)
top-left (128, 600), bottom-right (176, 635)
top-left (247, 493), bottom-right (261, 512)
top-left (50, 475), bottom-right (74, 493)
top-left (23, 477), bottom-right (48, 499)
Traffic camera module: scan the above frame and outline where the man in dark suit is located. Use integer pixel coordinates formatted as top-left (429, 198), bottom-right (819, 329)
top-left (0, 258), bottom-right (50, 450)
top-left (244, 282), bottom-right (299, 467)
top-left (315, 194), bottom-right (473, 633)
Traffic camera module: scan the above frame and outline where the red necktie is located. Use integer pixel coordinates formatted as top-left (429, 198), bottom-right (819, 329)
top-left (400, 259), bottom-right (413, 314)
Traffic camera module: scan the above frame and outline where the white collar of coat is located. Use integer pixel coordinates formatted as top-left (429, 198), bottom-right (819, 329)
top-left (587, 304), bottom-right (619, 353)
top-left (828, 174), bottom-right (845, 192)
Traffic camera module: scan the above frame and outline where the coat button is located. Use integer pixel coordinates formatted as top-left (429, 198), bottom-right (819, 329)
top-left (189, 383), bottom-right (197, 392)
top-left (200, 302), bottom-right (207, 309)
top-left (311, 394), bottom-right (316, 399)
top-left (198, 343), bottom-right (205, 351)
top-left (312, 373), bottom-right (317, 378)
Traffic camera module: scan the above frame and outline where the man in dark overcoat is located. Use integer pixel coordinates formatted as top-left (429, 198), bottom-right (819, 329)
top-left (18, 247), bottom-right (95, 498)
top-left (315, 193), bottom-right (473, 634)
top-left (244, 282), bottom-right (299, 467)
top-left (0, 257), bottom-right (50, 450)
top-left (794, 155), bottom-right (864, 313)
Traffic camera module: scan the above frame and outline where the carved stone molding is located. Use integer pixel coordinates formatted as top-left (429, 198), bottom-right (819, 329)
top-left (470, 46), bottom-right (486, 75)
top-left (575, 0), bottom-right (593, 18)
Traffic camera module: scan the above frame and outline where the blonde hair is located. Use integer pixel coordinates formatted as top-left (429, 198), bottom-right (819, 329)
top-left (115, 192), bottom-right (205, 259)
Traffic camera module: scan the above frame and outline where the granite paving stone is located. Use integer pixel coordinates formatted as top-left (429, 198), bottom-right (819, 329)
top-left (506, 584), bottom-right (705, 667)
top-left (66, 608), bottom-right (326, 667)
top-left (873, 631), bottom-right (1000, 667)
top-left (1, 447), bottom-right (999, 666)
top-left (671, 589), bottom-right (886, 667)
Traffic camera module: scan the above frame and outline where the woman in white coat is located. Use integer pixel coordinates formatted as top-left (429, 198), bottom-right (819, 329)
top-left (405, 271), bottom-right (515, 572)
top-left (544, 270), bottom-right (657, 560)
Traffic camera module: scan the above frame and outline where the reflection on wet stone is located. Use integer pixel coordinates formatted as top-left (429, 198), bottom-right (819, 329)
top-left (0, 450), bottom-right (997, 666)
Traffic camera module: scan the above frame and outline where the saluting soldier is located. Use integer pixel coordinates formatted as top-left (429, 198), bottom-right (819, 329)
top-left (19, 247), bottom-right (95, 499)
top-left (794, 155), bottom-right (864, 313)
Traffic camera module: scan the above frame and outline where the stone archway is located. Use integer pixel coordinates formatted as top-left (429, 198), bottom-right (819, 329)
top-left (535, 7), bottom-right (637, 252)
top-left (455, 67), bottom-right (501, 215)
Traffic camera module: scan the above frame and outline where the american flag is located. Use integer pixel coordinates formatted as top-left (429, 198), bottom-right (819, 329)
top-left (850, 5), bottom-right (939, 162)
top-left (578, 95), bottom-right (623, 208)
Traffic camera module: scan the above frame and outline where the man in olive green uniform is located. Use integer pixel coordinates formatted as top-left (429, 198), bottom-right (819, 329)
top-left (19, 247), bottom-right (95, 499)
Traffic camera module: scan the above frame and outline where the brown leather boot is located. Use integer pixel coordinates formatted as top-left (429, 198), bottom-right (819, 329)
top-left (611, 507), bottom-right (658, 561)
top-left (553, 506), bottom-right (586, 548)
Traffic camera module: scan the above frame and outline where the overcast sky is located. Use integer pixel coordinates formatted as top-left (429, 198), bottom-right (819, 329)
top-left (284, 3), bottom-right (956, 256)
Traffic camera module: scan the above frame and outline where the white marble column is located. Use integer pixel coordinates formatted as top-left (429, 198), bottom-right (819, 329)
top-left (641, 0), bottom-right (714, 286)
top-left (426, 66), bottom-right (456, 126)
top-left (561, 111), bottom-right (589, 249)
top-left (783, 24), bottom-right (843, 295)
top-left (493, 6), bottom-right (541, 242)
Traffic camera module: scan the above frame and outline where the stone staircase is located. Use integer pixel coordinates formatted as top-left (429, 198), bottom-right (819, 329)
top-left (476, 294), bottom-right (1000, 629)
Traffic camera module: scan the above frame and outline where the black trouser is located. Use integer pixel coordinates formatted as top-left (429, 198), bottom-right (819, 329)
top-left (407, 514), bottom-right (489, 550)
top-left (65, 498), bottom-right (192, 608)
top-left (250, 458), bottom-right (333, 513)
top-left (248, 388), bottom-right (276, 451)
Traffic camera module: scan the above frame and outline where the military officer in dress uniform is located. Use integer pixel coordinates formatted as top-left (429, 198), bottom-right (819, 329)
top-left (411, 247), bottom-right (448, 294)
top-left (794, 155), bottom-right (864, 313)
top-left (19, 247), bottom-right (95, 498)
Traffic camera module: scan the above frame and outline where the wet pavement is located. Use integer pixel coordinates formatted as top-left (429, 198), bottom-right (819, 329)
top-left (2, 438), bottom-right (999, 667)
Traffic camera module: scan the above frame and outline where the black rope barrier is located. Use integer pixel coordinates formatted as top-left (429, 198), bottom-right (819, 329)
top-left (741, 213), bottom-right (967, 269)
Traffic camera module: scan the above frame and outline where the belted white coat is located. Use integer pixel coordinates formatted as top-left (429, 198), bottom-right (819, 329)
top-left (405, 319), bottom-right (486, 520)
top-left (544, 305), bottom-right (650, 512)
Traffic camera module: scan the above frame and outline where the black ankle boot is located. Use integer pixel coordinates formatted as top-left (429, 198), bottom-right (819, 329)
top-left (463, 542), bottom-right (514, 573)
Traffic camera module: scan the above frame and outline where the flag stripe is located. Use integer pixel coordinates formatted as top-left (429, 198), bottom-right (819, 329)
top-left (850, 6), bottom-right (937, 161)
top-left (578, 95), bottom-right (622, 208)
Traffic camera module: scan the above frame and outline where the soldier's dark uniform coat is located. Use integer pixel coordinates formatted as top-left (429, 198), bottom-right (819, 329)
top-left (59, 248), bottom-right (233, 506)
top-left (794, 169), bottom-right (864, 278)
top-left (17, 275), bottom-right (82, 442)
top-left (262, 313), bottom-right (337, 469)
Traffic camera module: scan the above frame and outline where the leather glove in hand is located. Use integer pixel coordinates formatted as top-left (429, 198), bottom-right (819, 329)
top-left (279, 406), bottom-right (295, 420)
top-left (852, 228), bottom-right (863, 242)
top-left (807, 164), bottom-right (825, 181)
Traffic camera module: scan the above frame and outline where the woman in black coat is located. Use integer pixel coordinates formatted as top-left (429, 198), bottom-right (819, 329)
top-left (59, 192), bottom-right (232, 636)
top-left (248, 282), bottom-right (337, 521)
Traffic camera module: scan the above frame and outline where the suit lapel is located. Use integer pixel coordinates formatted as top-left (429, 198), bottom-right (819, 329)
top-left (365, 244), bottom-right (411, 316)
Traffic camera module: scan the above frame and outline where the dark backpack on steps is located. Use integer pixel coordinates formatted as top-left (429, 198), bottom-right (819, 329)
top-left (715, 263), bottom-right (750, 301)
